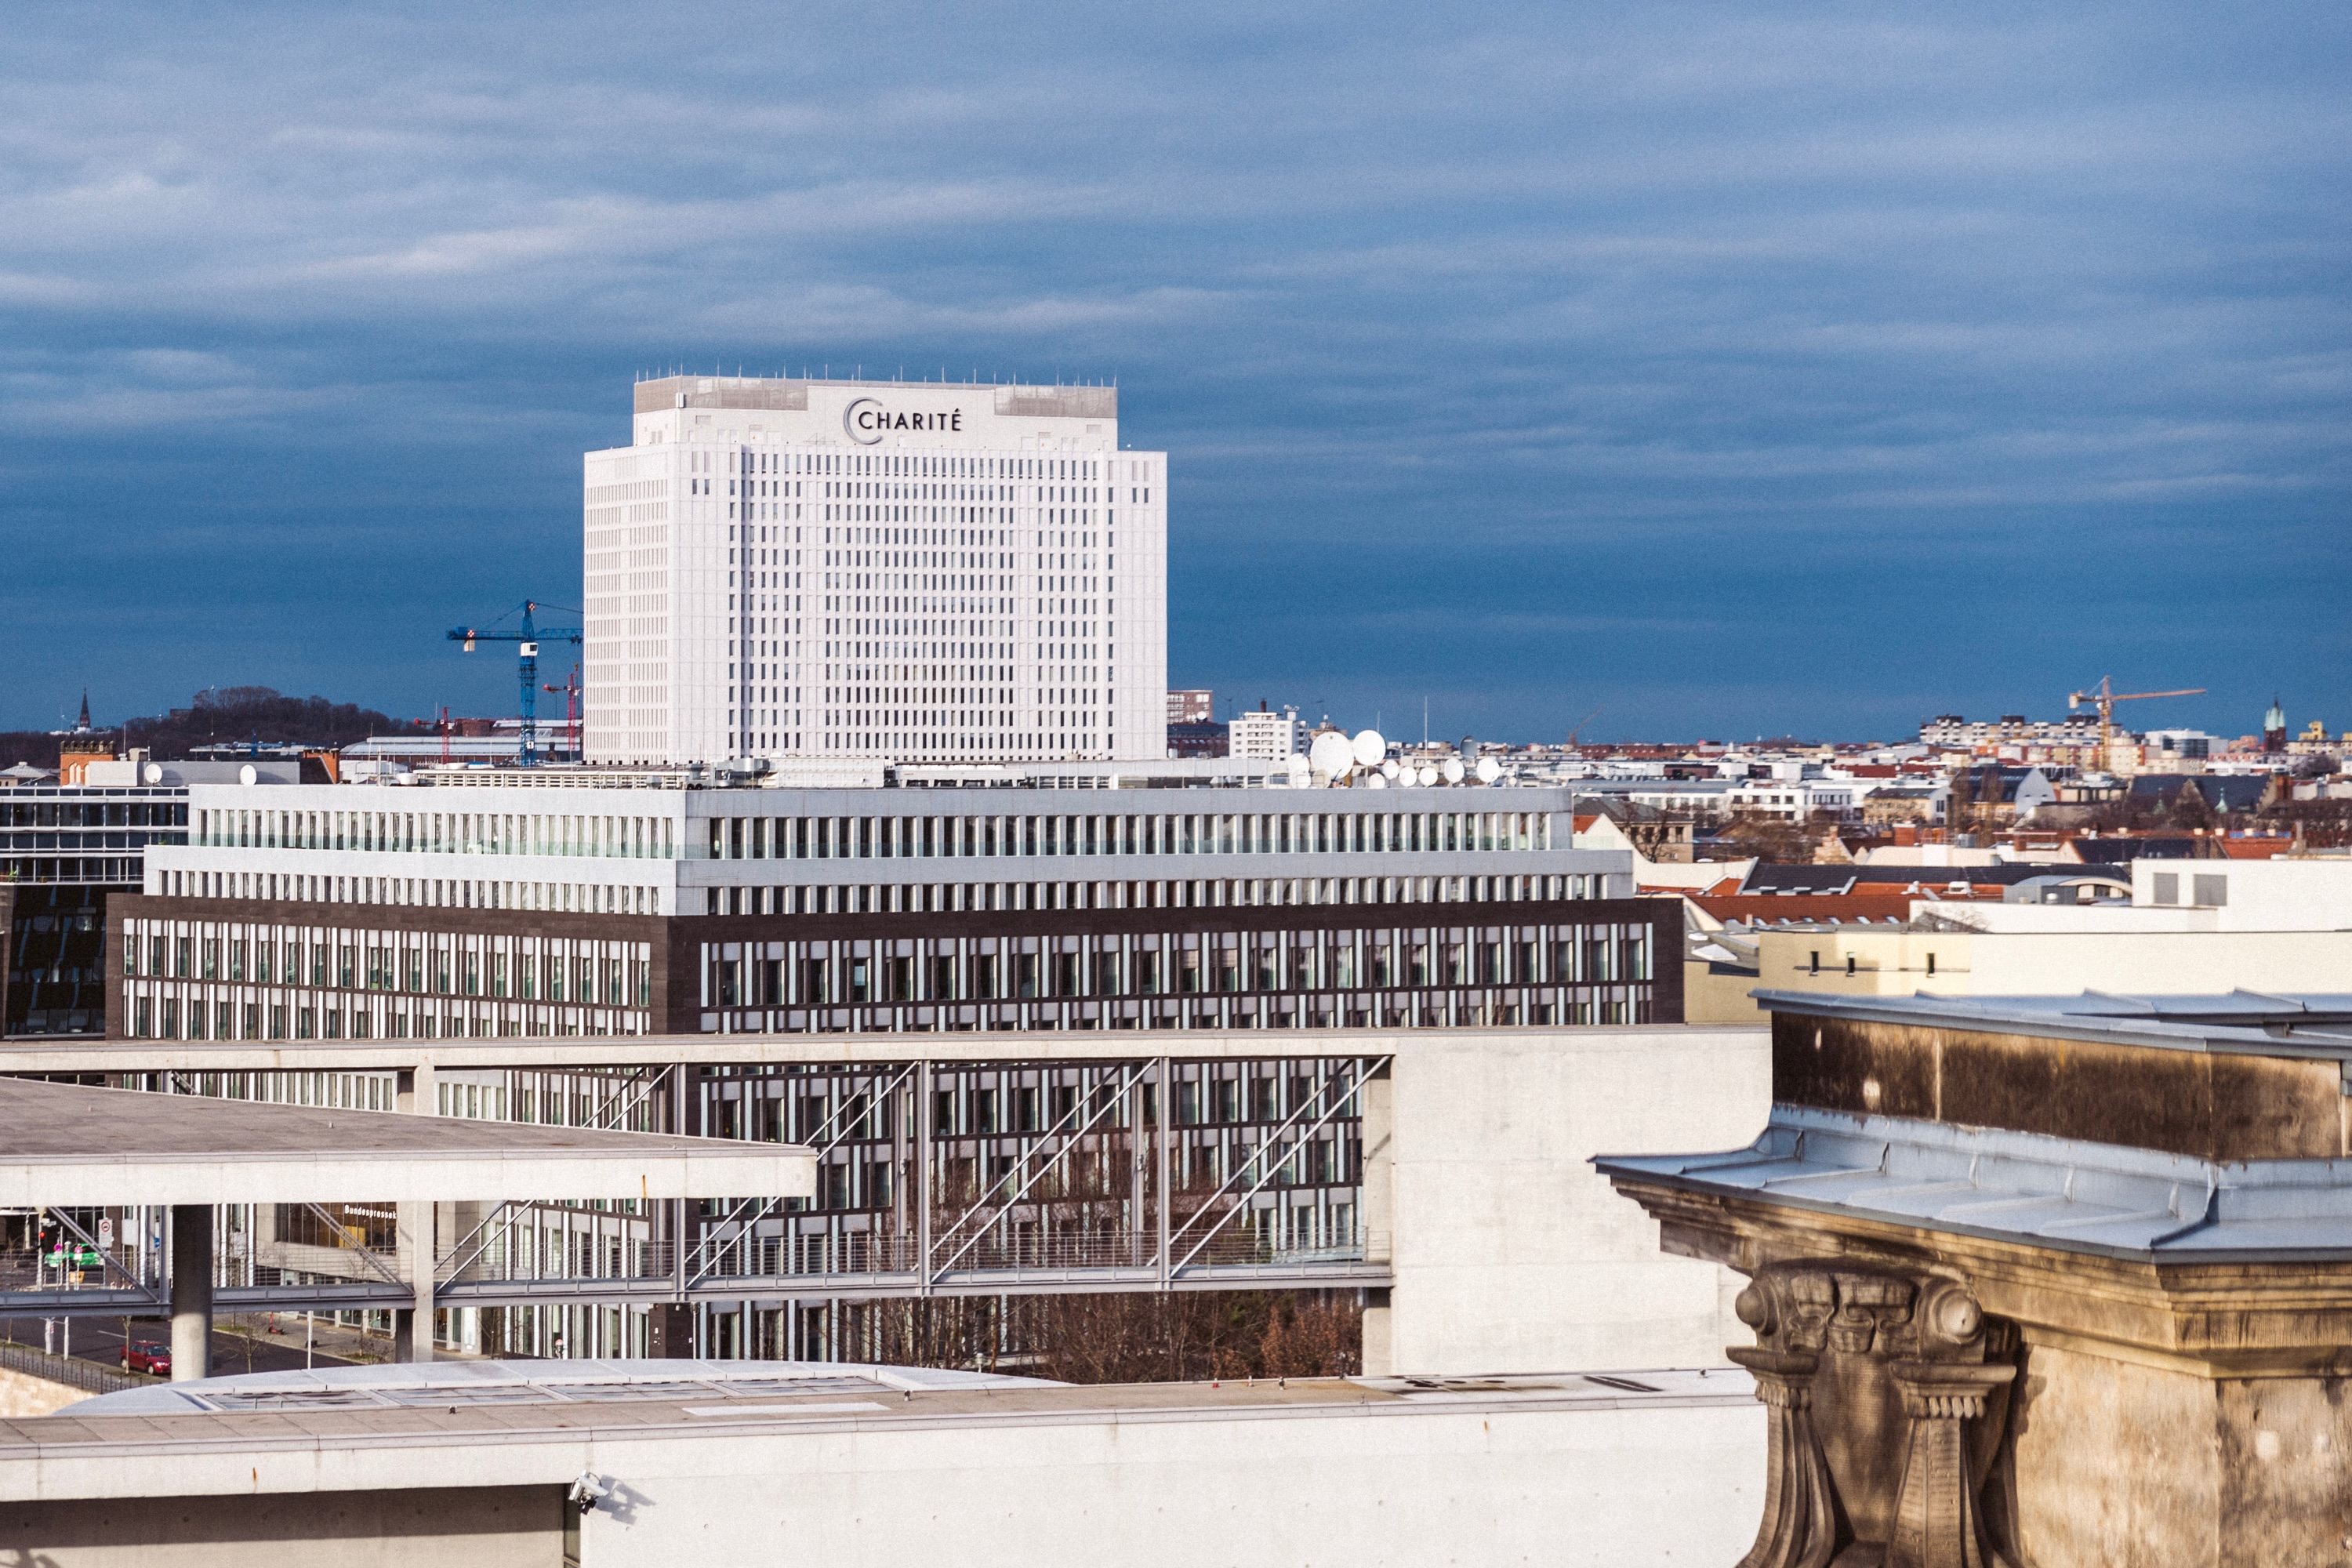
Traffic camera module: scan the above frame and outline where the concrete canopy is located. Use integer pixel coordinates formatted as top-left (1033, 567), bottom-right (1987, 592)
top-left (0, 1079), bottom-right (813, 1207)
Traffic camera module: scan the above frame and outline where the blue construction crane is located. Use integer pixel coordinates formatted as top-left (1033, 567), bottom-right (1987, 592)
top-left (447, 601), bottom-right (583, 767)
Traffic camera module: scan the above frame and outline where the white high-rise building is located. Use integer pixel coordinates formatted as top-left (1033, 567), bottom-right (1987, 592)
top-left (583, 376), bottom-right (1167, 766)
top-left (1229, 706), bottom-right (1301, 761)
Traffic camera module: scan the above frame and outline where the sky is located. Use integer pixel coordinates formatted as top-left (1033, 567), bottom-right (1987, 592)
top-left (1, 0), bottom-right (2345, 745)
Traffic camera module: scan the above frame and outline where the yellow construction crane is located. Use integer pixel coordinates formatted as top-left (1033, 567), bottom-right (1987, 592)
top-left (2068, 676), bottom-right (2205, 763)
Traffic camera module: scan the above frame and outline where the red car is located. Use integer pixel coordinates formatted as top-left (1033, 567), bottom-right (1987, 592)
top-left (122, 1342), bottom-right (170, 1376)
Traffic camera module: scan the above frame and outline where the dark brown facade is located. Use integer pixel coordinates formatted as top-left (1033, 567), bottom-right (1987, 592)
top-left (1770, 1011), bottom-right (2344, 1162)
top-left (107, 893), bottom-right (1681, 1042)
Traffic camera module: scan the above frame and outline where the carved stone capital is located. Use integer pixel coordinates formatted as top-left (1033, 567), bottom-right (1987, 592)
top-left (1722, 1261), bottom-right (2019, 1567)
top-left (1725, 1348), bottom-right (1835, 1568)
top-left (1885, 1363), bottom-right (2018, 1568)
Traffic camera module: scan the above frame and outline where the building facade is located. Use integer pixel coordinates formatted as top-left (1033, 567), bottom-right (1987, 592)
top-left (109, 891), bottom-right (1678, 1043)
top-left (1228, 707), bottom-right (1301, 762)
top-left (122, 775), bottom-right (1652, 1039)
top-left (1167, 689), bottom-right (1213, 724)
top-left (2, 782), bottom-right (190, 1036)
top-left (585, 376), bottom-right (1167, 768)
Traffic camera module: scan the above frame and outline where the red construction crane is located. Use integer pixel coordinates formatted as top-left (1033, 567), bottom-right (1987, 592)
top-left (542, 666), bottom-right (583, 762)
top-left (2067, 677), bottom-right (2205, 763)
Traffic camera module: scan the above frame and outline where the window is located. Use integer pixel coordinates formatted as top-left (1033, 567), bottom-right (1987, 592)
top-left (2151, 873), bottom-right (2179, 906)
top-left (2193, 874), bottom-right (2227, 908)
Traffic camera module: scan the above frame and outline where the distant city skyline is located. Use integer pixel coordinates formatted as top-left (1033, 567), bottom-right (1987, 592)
top-left (1, 2), bottom-right (2343, 744)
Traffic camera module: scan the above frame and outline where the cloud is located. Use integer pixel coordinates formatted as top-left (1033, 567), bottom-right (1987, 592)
top-left (0, 0), bottom-right (2343, 735)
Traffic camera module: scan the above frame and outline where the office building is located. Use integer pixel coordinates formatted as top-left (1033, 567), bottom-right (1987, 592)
top-left (2, 778), bottom-right (194, 1036)
top-left (584, 376), bottom-right (1167, 768)
top-left (124, 776), bottom-right (1658, 1039)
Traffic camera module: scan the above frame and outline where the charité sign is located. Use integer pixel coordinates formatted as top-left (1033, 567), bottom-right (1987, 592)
top-left (843, 397), bottom-right (964, 445)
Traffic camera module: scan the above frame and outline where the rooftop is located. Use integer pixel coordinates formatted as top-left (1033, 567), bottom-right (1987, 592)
top-left (1597, 1105), bottom-right (2352, 1265)
top-left (7, 1361), bottom-right (1752, 1501)
top-left (0, 1079), bottom-right (814, 1207)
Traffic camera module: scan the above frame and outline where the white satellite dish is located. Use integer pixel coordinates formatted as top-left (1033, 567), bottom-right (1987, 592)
top-left (1380, 759), bottom-right (1399, 779)
top-left (1365, 773), bottom-right (1388, 789)
top-left (1441, 757), bottom-right (1465, 785)
top-left (1396, 764), bottom-right (1417, 788)
top-left (143, 762), bottom-right (165, 785)
top-left (1352, 729), bottom-right (1386, 768)
top-left (1310, 731), bottom-right (1355, 780)
top-left (238, 764), bottom-right (258, 786)
top-left (1416, 763), bottom-right (1439, 787)
top-left (1475, 757), bottom-right (1502, 784)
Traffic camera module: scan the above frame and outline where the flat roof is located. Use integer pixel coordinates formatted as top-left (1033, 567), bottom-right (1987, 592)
top-left (1597, 1105), bottom-right (2352, 1264)
top-left (3, 1360), bottom-right (1754, 1502)
top-left (0, 1022), bottom-right (1765, 1076)
top-left (0, 1080), bottom-right (814, 1207)
top-left (1754, 989), bottom-right (2352, 1059)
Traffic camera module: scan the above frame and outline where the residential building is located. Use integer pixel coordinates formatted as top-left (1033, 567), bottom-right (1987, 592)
top-left (583, 376), bottom-right (1167, 768)
top-left (1918, 713), bottom-right (2099, 748)
top-left (1227, 704), bottom-right (1300, 762)
top-left (1167, 689), bottom-right (1213, 724)
top-left (1166, 721), bottom-right (1229, 759)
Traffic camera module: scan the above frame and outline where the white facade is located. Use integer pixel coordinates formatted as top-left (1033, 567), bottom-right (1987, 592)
top-left (1228, 707), bottom-right (1300, 761)
top-left (20, 1370), bottom-right (1764, 1568)
top-left (144, 779), bottom-right (1634, 920)
top-left (583, 376), bottom-right (1167, 768)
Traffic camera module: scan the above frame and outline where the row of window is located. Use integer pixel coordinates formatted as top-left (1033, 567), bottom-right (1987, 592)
top-left (706, 809), bottom-right (1555, 861)
top-left (2, 800), bottom-right (185, 827)
top-left (194, 808), bottom-right (673, 859)
top-left (684, 449), bottom-right (1126, 483)
top-left (125, 993), bottom-right (646, 1040)
top-left (185, 805), bottom-right (1558, 865)
top-left (704, 923), bottom-right (1650, 1008)
top-left (123, 920), bottom-right (652, 1004)
top-left (154, 869), bottom-right (660, 914)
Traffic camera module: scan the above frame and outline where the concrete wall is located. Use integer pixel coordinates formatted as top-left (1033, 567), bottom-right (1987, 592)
top-left (0, 1365), bottom-right (89, 1420)
top-left (1370, 1025), bottom-right (1771, 1375)
top-left (0, 1486), bottom-right (562, 1566)
top-left (2130, 855), bottom-right (2352, 928)
top-left (579, 1402), bottom-right (1762, 1568)
top-left (1752, 927), bottom-right (2352, 1000)
top-left (2, 1397), bottom-right (1760, 1568)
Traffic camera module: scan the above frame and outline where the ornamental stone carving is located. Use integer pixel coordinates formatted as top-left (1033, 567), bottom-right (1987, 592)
top-left (1727, 1261), bottom-right (2017, 1568)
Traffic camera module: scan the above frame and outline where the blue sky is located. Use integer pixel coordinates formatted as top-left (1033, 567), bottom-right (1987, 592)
top-left (2, 1), bottom-right (2344, 743)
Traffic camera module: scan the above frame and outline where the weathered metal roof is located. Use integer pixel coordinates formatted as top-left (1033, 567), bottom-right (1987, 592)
top-left (1596, 1105), bottom-right (2352, 1264)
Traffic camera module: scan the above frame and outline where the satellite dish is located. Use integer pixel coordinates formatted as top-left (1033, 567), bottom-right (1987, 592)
top-left (1416, 764), bottom-right (1439, 787)
top-left (143, 762), bottom-right (165, 785)
top-left (238, 764), bottom-right (258, 786)
top-left (1310, 731), bottom-right (1355, 779)
top-left (1380, 759), bottom-right (1399, 779)
top-left (1441, 757), bottom-right (1465, 785)
top-left (1352, 729), bottom-right (1385, 768)
top-left (1365, 773), bottom-right (1388, 789)
top-left (1395, 764), bottom-right (1417, 788)
top-left (1475, 757), bottom-right (1502, 784)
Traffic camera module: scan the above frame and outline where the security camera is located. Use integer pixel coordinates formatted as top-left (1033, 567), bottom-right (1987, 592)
top-left (568, 1472), bottom-right (612, 1515)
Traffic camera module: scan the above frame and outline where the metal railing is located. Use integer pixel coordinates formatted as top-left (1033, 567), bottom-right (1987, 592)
top-left (0, 1338), bottom-right (142, 1396)
top-left (0, 1247), bottom-right (154, 1296)
top-left (431, 1225), bottom-right (1385, 1287)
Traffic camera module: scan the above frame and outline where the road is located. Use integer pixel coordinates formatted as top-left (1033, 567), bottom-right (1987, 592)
top-left (0, 1313), bottom-right (365, 1377)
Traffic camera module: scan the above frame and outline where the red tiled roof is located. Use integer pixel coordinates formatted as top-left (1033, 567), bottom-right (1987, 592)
top-left (1687, 895), bottom-right (1922, 926)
